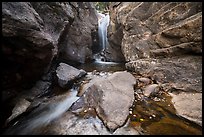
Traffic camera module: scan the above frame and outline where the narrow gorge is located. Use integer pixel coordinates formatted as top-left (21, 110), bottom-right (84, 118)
top-left (1, 2), bottom-right (202, 135)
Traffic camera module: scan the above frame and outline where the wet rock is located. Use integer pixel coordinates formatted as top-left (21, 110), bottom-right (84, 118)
top-left (170, 92), bottom-right (202, 126)
top-left (71, 71), bottom-right (136, 131)
top-left (56, 63), bottom-right (86, 88)
top-left (5, 80), bottom-right (51, 118)
top-left (143, 84), bottom-right (159, 97)
top-left (6, 98), bottom-right (31, 124)
top-left (30, 80), bottom-right (52, 97)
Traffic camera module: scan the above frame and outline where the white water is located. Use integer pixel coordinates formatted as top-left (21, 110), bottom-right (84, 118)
top-left (98, 13), bottom-right (110, 51)
top-left (6, 89), bottom-right (79, 135)
top-left (94, 58), bottom-right (119, 65)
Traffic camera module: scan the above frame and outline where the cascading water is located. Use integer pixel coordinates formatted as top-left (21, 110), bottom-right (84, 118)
top-left (94, 12), bottom-right (111, 63)
top-left (4, 88), bottom-right (79, 135)
top-left (98, 13), bottom-right (109, 51)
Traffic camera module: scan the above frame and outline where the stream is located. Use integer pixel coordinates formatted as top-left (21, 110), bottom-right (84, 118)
top-left (3, 59), bottom-right (202, 135)
top-left (2, 12), bottom-right (202, 135)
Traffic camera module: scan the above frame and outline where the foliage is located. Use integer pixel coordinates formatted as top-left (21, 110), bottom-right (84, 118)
top-left (94, 2), bottom-right (110, 13)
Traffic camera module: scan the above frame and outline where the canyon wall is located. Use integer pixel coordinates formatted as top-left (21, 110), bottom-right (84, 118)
top-left (107, 2), bottom-right (202, 92)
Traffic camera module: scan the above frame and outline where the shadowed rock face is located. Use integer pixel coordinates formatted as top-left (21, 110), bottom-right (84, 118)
top-left (2, 2), bottom-right (55, 90)
top-left (2, 2), bottom-right (98, 91)
top-left (57, 2), bottom-right (98, 64)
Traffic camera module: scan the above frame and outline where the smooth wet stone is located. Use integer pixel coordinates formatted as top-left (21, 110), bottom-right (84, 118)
top-left (170, 92), bottom-right (202, 126)
top-left (56, 63), bottom-right (86, 88)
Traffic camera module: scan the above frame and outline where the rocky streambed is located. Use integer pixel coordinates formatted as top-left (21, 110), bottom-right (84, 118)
top-left (1, 2), bottom-right (202, 135)
top-left (2, 61), bottom-right (202, 135)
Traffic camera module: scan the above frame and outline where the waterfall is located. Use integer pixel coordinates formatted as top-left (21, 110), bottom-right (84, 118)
top-left (95, 12), bottom-right (110, 62)
top-left (98, 13), bottom-right (110, 51)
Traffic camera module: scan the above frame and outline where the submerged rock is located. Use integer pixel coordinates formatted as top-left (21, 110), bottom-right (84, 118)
top-left (56, 63), bottom-right (86, 88)
top-left (71, 71), bottom-right (136, 131)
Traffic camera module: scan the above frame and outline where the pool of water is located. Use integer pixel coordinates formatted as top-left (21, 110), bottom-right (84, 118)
top-left (75, 61), bottom-right (202, 135)
top-left (75, 60), bottom-right (126, 72)
top-left (128, 91), bottom-right (202, 135)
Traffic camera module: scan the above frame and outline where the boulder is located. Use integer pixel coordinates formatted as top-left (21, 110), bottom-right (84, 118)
top-left (170, 92), bottom-right (202, 126)
top-left (56, 63), bottom-right (86, 88)
top-left (71, 71), bottom-right (136, 131)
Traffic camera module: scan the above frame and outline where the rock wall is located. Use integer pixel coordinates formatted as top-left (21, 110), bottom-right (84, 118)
top-left (2, 2), bottom-right (98, 91)
top-left (107, 2), bottom-right (202, 92)
top-left (57, 2), bottom-right (98, 63)
top-left (108, 2), bottom-right (202, 61)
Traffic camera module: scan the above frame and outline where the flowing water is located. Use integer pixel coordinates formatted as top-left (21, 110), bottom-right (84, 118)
top-left (76, 12), bottom-right (202, 134)
top-left (98, 13), bottom-right (110, 52)
top-left (3, 89), bottom-right (79, 135)
top-left (2, 12), bottom-right (202, 135)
